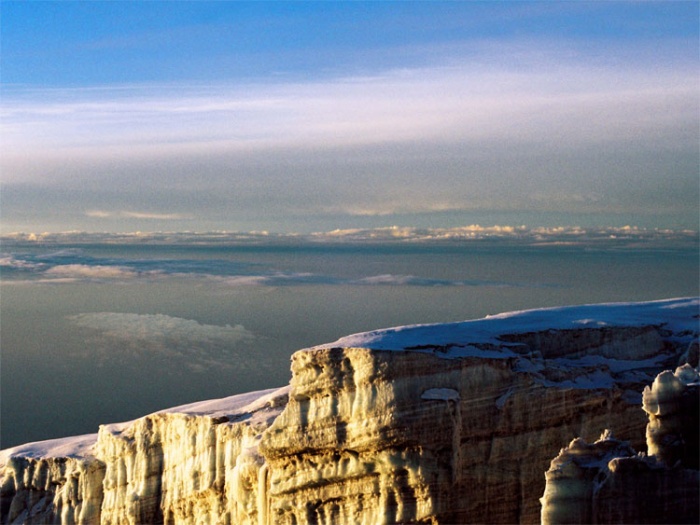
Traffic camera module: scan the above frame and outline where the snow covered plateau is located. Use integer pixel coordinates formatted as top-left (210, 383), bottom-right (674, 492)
top-left (1, 298), bottom-right (698, 524)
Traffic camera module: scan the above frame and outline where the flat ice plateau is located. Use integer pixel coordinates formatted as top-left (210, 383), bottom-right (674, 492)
top-left (1, 298), bottom-right (698, 524)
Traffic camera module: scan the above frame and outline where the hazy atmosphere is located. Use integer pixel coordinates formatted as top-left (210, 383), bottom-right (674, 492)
top-left (2, 1), bottom-right (698, 233)
top-left (1, 5), bottom-right (699, 524)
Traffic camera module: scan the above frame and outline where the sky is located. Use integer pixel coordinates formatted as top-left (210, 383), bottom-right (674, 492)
top-left (1, 1), bottom-right (698, 233)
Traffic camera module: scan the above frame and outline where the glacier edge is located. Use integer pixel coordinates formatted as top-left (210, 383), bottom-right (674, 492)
top-left (1, 298), bottom-right (698, 524)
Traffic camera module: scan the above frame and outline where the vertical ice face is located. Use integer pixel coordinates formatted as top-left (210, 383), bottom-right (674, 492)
top-left (258, 346), bottom-right (471, 524)
top-left (257, 324), bottom-right (694, 525)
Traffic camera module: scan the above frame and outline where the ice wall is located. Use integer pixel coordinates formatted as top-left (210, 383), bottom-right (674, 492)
top-left (1, 298), bottom-right (698, 525)
top-left (259, 329), bottom-right (687, 524)
top-left (541, 364), bottom-right (700, 525)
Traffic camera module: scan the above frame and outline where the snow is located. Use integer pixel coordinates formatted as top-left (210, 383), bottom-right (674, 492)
top-left (314, 297), bottom-right (699, 354)
top-left (551, 354), bottom-right (669, 374)
top-left (421, 388), bottom-right (460, 402)
top-left (0, 433), bottom-right (98, 464)
top-left (159, 386), bottom-right (289, 418)
top-left (2, 387), bottom-right (290, 466)
top-left (101, 386), bottom-right (289, 435)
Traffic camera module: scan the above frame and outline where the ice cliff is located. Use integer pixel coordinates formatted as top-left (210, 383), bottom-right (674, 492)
top-left (1, 298), bottom-right (698, 524)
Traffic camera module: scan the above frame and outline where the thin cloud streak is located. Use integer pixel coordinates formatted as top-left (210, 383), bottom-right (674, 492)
top-left (86, 210), bottom-right (190, 220)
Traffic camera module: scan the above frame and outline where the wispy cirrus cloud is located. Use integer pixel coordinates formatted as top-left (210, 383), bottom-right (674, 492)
top-left (3, 50), bottom-right (695, 159)
top-left (2, 54), bottom-right (695, 233)
top-left (1, 2), bottom-right (697, 233)
top-left (1, 45), bottom-right (697, 232)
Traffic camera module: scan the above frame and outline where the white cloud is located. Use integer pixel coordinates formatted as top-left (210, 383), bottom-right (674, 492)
top-left (86, 210), bottom-right (189, 220)
top-left (45, 264), bottom-right (143, 279)
top-left (354, 274), bottom-right (416, 285)
top-left (67, 312), bottom-right (255, 370)
top-left (218, 276), bottom-right (273, 286)
top-left (69, 312), bottom-right (252, 343)
top-left (3, 225), bottom-right (696, 246)
top-left (0, 256), bottom-right (45, 270)
top-left (85, 210), bottom-right (113, 218)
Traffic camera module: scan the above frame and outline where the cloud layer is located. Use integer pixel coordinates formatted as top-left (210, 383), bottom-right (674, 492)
top-left (2, 227), bottom-right (695, 292)
top-left (4, 225), bottom-right (696, 246)
top-left (2, 37), bottom-right (697, 231)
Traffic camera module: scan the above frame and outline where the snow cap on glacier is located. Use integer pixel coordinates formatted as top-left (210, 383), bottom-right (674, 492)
top-left (0, 386), bottom-right (289, 466)
top-left (313, 297), bottom-right (699, 356)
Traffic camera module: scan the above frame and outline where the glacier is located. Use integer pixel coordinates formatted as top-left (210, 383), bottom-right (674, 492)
top-left (1, 298), bottom-right (698, 524)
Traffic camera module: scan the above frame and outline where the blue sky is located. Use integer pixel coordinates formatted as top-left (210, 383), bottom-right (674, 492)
top-left (1, 1), bottom-right (698, 233)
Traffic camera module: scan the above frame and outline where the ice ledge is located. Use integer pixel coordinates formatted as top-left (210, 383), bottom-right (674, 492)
top-left (313, 297), bottom-right (699, 356)
top-left (0, 386), bottom-right (290, 466)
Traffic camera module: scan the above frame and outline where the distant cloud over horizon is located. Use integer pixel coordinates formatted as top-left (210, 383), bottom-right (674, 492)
top-left (3, 225), bottom-right (697, 244)
top-left (1, 226), bottom-right (695, 289)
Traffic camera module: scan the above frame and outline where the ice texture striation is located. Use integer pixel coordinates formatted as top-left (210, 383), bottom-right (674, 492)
top-left (1, 298), bottom-right (698, 524)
